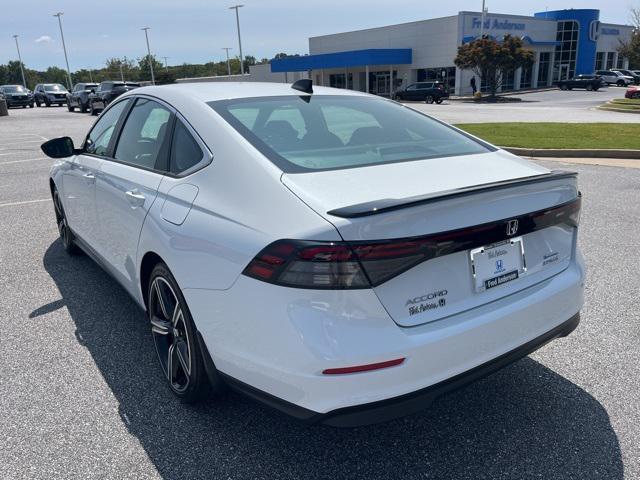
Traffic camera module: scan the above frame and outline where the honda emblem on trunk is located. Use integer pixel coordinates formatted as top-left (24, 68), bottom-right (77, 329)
top-left (506, 219), bottom-right (519, 236)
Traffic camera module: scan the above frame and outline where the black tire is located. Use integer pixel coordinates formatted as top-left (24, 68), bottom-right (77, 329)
top-left (617, 80), bottom-right (625, 87)
top-left (148, 263), bottom-right (220, 403)
top-left (435, 97), bottom-right (443, 104)
top-left (89, 102), bottom-right (97, 116)
top-left (45, 100), bottom-right (51, 107)
top-left (29, 103), bottom-right (34, 108)
top-left (35, 101), bottom-right (41, 107)
top-left (560, 84), bottom-right (568, 90)
top-left (52, 188), bottom-right (79, 255)
top-left (67, 101), bottom-right (74, 112)
top-left (586, 84), bottom-right (593, 91)
top-left (22, 105), bottom-right (26, 108)
top-left (425, 95), bottom-right (434, 104)
top-left (80, 101), bottom-right (88, 113)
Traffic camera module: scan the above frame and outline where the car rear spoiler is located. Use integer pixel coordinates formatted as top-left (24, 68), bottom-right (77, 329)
top-left (327, 170), bottom-right (578, 219)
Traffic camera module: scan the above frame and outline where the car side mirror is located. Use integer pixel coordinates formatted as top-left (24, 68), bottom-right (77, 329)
top-left (41, 137), bottom-right (78, 159)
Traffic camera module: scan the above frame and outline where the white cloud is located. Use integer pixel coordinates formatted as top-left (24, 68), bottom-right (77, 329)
top-left (35, 35), bottom-right (53, 43)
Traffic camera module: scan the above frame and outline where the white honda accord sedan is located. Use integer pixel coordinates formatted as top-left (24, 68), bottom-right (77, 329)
top-left (42, 81), bottom-right (584, 426)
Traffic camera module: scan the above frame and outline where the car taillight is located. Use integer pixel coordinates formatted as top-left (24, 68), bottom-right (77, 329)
top-left (242, 238), bottom-right (438, 289)
top-left (242, 240), bottom-right (370, 289)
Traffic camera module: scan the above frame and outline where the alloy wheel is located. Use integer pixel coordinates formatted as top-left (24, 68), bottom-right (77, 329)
top-left (53, 190), bottom-right (72, 250)
top-left (149, 276), bottom-right (192, 394)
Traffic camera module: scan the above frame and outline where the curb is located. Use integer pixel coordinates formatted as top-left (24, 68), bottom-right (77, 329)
top-left (502, 147), bottom-right (640, 160)
top-left (597, 106), bottom-right (640, 114)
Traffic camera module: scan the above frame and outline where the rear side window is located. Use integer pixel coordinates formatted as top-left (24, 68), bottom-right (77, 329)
top-left (210, 95), bottom-right (492, 172)
top-left (170, 120), bottom-right (204, 175)
top-left (114, 98), bottom-right (172, 169)
top-left (85, 99), bottom-right (131, 156)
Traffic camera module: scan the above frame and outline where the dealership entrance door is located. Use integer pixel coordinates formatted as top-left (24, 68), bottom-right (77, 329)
top-left (373, 72), bottom-right (391, 96)
top-left (559, 64), bottom-right (570, 80)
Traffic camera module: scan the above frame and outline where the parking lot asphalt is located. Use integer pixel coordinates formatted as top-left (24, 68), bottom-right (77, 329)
top-left (411, 87), bottom-right (640, 124)
top-left (1, 106), bottom-right (639, 480)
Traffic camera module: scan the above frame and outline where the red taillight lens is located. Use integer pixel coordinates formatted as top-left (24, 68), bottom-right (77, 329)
top-left (242, 240), bottom-right (370, 289)
top-left (322, 358), bottom-right (405, 375)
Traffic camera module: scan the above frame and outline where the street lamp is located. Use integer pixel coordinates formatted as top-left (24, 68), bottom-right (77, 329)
top-left (228, 5), bottom-right (245, 75)
top-left (163, 56), bottom-right (169, 73)
top-left (12, 35), bottom-right (27, 88)
top-left (141, 27), bottom-right (155, 85)
top-left (53, 12), bottom-right (73, 90)
top-left (480, 0), bottom-right (488, 39)
top-left (222, 47), bottom-right (232, 76)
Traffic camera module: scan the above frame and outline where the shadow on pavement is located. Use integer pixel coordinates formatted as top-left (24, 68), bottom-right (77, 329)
top-left (40, 239), bottom-right (623, 480)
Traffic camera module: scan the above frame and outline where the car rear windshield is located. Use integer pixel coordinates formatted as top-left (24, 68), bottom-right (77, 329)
top-left (209, 95), bottom-right (492, 172)
top-left (44, 84), bottom-right (66, 92)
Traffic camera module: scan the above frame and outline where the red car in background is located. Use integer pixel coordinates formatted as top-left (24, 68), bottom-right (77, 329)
top-left (625, 86), bottom-right (640, 99)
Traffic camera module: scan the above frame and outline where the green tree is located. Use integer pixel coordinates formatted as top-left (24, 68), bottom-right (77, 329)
top-left (138, 55), bottom-right (165, 82)
top-left (455, 34), bottom-right (534, 98)
top-left (618, 7), bottom-right (640, 69)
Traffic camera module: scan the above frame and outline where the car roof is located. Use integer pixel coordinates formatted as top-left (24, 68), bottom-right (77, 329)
top-left (129, 82), bottom-right (370, 103)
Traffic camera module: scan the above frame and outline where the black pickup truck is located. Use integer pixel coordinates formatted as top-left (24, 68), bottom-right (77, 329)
top-left (555, 75), bottom-right (603, 91)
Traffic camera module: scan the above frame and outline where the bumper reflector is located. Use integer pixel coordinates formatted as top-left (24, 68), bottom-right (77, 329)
top-left (322, 358), bottom-right (405, 375)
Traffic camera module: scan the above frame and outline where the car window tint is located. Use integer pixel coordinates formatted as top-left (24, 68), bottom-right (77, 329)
top-left (170, 120), bottom-right (204, 174)
top-left (213, 96), bottom-right (490, 172)
top-left (321, 105), bottom-right (380, 144)
top-left (266, 107), bottom-right (307, 139)
top-left (228, 107), bottom-right (259, 129)
top-left (85, 99), bottom-right (131, 156)
top-left (114, 98), bottom-right (171, 169)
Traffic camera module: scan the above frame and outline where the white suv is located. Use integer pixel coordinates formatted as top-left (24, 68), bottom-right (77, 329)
top-left (595, 70), bottom-right (634, 86)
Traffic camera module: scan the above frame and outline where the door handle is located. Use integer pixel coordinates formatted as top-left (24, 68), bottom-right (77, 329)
top-left (125, 190), bottom-right (146, 208)
top-left (82, 172), bottom-right (96, 183)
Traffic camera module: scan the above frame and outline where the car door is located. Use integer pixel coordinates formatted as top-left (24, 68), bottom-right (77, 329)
top-left (95, 96), bottom-right (173, 294)
top-left (61, 98), bottom-right (132, 247)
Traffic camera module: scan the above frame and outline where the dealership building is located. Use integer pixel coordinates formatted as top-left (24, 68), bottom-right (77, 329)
top-left (269, 9), bottom-right (634, 96)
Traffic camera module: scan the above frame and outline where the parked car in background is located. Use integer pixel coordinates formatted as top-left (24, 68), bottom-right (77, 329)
top-left (625, 85), bottom-right (640, 99)
top-left (67, 82), bottom-right (98, 112)
top-left (612, 69), bottom-right (640, 85)
top-left (33, 83), bottom-right (69, 106)
top-left (595, 70), bottom-right (634, 87)
top-left (394, 82), bottom-right (449, 104)
top-left (555, 75), bottom-right (602, 91)
top-left (41, 82), bottom-right (584, 426)
top-left (88, 81), bottom-right (140, 115)
top-left (0, 84), bottom-right (34, 108)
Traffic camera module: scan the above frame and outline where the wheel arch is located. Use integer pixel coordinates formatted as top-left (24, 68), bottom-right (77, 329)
top-left (140, 251), bottom-right (166, 311)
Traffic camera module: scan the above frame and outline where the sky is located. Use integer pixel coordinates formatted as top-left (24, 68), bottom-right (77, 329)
top-left (0, 0), bottom-right (635, 71)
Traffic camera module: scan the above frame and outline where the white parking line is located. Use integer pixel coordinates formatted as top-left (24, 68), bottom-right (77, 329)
top-left (0, 140), bottom-right (45, 147)
top-left (0, 198), bottom-right (50, 208)
top-left (0, 157), bottom-right (50, 165)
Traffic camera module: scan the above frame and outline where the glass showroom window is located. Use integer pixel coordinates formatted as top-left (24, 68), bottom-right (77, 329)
top-left (616, 55), bottom-right (624, 69)
top-left (595, 52), bottom-right (605, 71)
top-left (520, 66), bottom-right (532, 89)
top-left (553, 20), bottom-right (578, 80)
top-left (606, 52), bottom-right (615, 69)
top-left (538, 52), bottom-right (551, 86)
top-left (502, 69), bottom-right (515, 91)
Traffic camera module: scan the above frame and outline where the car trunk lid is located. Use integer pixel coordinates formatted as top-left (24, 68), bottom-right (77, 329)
top-left (282, 150), bottom-right (580, 327)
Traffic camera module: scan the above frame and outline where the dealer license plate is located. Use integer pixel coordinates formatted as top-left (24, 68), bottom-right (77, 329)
top-left (470, 237), bottom-right (526, 292)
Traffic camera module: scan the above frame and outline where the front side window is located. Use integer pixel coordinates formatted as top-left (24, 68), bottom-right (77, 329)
top-left (170, 120), bottom-right (204, 175)
top-left (114, 98), bottom-right (171, 169)
top-left (85, 99), bottom-right (131, 156)
top-left (210, 95), bottom-right (491, 172)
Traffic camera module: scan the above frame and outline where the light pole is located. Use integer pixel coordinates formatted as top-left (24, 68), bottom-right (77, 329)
top-left (480, 0), bottom-right (487, 39)
top-left (163, 56), bottom-right (169, 73)
top-left (141, 27), bottom-right (155, 85)
top-left (53, 12), bottom-right (73, 90)
top-left (222, 47), bottom-right (232, 76)
top-left (228, 5), bottom-right (245, 75)
top-left (119, 61), bottom-right (124, 82)
top-left (12, 35), bottom-right (27, 88)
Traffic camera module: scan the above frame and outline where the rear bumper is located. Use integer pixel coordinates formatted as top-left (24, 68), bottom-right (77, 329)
top-left (218, 312), bottom-right (579, 427)
top-left (186, 249), bottom-right (585, 425)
